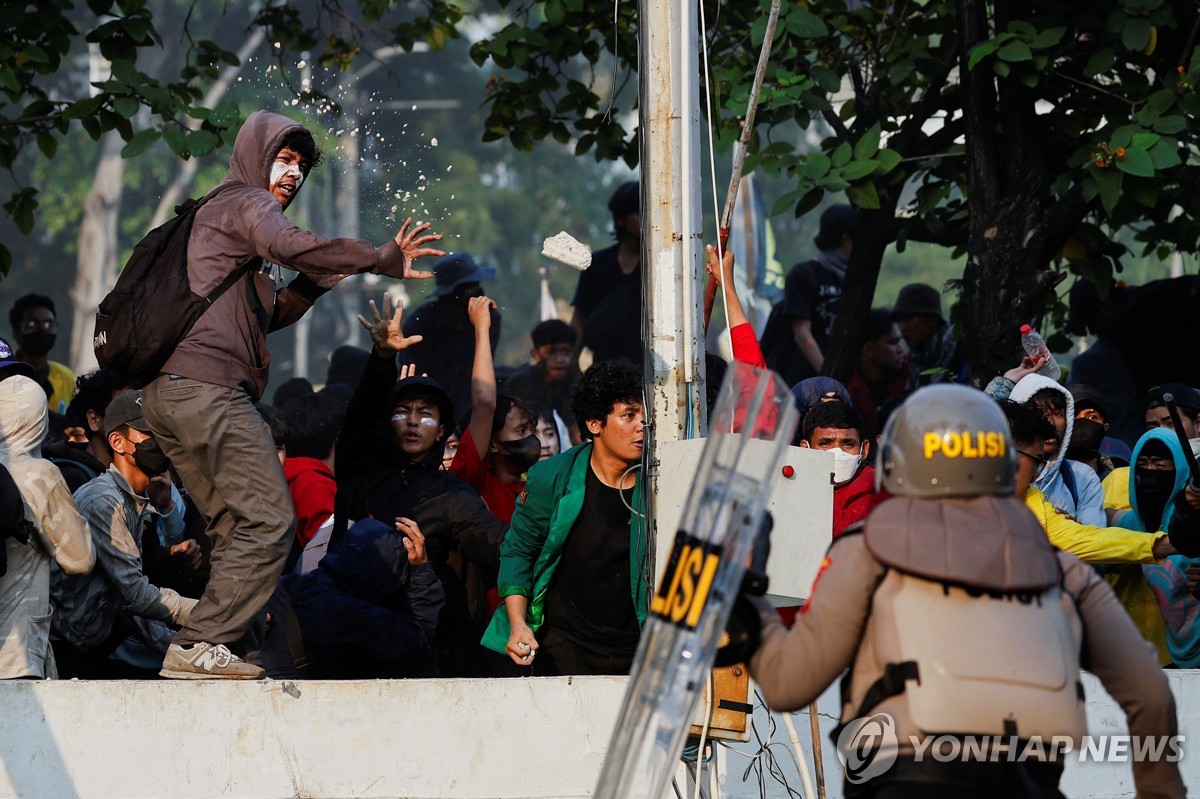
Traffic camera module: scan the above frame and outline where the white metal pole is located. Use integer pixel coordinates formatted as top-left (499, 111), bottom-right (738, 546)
top-left (639, 0), bottom-right (706, 563)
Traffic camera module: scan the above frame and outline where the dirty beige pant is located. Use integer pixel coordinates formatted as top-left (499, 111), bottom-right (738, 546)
top-left (143, 375), bottom-right (295, 648)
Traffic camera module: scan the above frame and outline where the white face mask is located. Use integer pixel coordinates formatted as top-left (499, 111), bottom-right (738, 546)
top-left (831, 447), bottom-right (863, 484)
top-left (270, 161), bottom-right (304, 190)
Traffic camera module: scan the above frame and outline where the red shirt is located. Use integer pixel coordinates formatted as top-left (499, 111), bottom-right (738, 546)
top-left (283, 457), bottom-right (336, 546)
top-left (833, 464), bottom-right (889, 538)
top-left (449, 427), bottom-right (524, 523)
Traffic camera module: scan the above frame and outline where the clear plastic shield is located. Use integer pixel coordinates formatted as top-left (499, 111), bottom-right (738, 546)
top-left (594, 362), bottom-right (799, 799)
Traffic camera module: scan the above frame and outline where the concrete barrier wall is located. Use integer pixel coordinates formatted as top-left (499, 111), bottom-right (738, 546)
top-left (0, 673), bottom-right (1194, 798)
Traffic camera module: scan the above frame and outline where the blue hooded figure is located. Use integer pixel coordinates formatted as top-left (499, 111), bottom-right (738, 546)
top-left (258, 518), bottom-right (445, 679)
top-left (1116, 429), bottom-right (1200, 668)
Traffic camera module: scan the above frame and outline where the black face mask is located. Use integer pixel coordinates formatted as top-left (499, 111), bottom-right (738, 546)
top-left (21, 331), bottom-right (56, 357)
top-left (1067, 418), bottom-right (1106, 461)
top-left (1134, 467), bottom-right (1176, 530)
top-left (498, 434), bottom-right (541, 472)
top-left (132, 438), bottom-right (171, 477)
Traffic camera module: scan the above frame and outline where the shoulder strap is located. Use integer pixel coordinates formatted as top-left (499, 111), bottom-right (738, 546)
top-left (182, 181), bottom-right (257, 307)
top-left (281, 581), bottom-right (312, 678)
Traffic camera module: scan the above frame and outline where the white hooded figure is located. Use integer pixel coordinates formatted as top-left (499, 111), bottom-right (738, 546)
top-left (1009, 373), bottom-right (1108, 528)
top-left (0, 376), bottom-right (94, 677)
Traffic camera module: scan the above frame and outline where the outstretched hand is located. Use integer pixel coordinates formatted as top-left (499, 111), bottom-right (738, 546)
top-left (357, 293), bottom-right (423, 354)
top-left (394, 218), bottom-right (445, 279)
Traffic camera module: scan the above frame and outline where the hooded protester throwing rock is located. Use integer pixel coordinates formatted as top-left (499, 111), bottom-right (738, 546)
top-left (140, 111), bottom-right (444, 680)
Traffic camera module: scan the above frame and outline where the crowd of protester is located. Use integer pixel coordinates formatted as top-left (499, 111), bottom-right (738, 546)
top-left (2, 120), bottom-right (1199, 684)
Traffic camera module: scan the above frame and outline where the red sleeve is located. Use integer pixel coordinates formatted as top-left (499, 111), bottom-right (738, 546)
top-left (831, 469), bottom-right (889, 538)
top-left (292, 471), bottom-right (337, 546)
top-left (450, 427), bottom-right (488, 491)
top-left (729, 323), bottom-right (767, 369)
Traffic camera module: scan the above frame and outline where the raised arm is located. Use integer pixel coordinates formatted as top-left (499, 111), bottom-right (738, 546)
top-left (465, 296), bottom-right (499, 460)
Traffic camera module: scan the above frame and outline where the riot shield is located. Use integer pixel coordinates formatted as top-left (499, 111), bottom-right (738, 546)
top-left (594, 361), bottom-right (798, 799)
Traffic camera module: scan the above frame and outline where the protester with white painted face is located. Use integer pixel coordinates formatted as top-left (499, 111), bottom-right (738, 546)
top-left (745, 385), bottom-right (1183, 798)
top-left (331, 295), bottom-right (505, 677)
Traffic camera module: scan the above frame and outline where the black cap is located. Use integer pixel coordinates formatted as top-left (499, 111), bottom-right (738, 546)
top-left (892, 283), bottom-right (944, 321)
top-left (431, 253), bottom-right (496, 299)
top-left (1148, 383), bottom-right (1200, 416)
top-left (0, 338), bottom-right (33, 378)
top-left (104, 390), bottom-right (153, 438)
top-left (1067, 383), bottom-right (1108, 418)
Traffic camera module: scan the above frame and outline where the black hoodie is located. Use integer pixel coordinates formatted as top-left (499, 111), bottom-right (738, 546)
top-left (333, 350), bottom-right (505, 676)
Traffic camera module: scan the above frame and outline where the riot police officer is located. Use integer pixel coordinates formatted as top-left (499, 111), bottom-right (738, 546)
top-left (747, 384), bottom-right (1183, 798)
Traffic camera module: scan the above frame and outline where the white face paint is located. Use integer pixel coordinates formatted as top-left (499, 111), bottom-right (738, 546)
top-left (270, 161), bottom-right (304, 190)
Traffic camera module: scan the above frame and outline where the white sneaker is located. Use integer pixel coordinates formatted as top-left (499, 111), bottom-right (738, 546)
top-left (160, 642), bottom-right (265, 680)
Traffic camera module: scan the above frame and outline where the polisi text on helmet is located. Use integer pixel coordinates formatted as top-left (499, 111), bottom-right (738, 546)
top-left (923, 430), bottom-right (1006, 460)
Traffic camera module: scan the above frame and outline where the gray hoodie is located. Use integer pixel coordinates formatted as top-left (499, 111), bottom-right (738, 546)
top-left (164, 111), bottom-right (411, 400)
top-left (0, 377), bottom-right (94, 677)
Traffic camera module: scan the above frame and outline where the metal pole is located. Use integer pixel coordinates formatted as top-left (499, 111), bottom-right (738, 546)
top-left (639, 0), bottom-right (706, 572)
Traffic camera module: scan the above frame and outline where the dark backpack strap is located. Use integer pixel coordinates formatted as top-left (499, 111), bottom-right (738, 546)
top-left (832, 660), bottom-right (921, 741)
top-left (181, 181), bottom-right (257, 308)
top-left (280, 582), bottom-right (312, 678)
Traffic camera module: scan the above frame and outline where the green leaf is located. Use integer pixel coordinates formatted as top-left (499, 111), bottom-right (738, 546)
top-left (1152, 115), bottom-right (1186, 135)
top-left (993, 60), bottom-right (1011, 77)
top-left (1138, 89), bottom-right (1176, 123)
top-left (875, 148), bottom-right (902, 175)
top-left (846, 182), bottom-right (880, 210)
top-left (163, 125), bottom-right (186, 156)
top-left (185, 129), bottom-right (217, 156)
top-left (1082, 49), bottom-right (1115, 77)
top-left (967, 40), bottom-right (997, 71)
top-left (1122, 18), bottom-right (1151, 52)
top-left (841, 159), bottom-right (879, 181)
top-left (785, 8), bottom-right (828, 38)
top-left (1032, 27), bottom-right (1066, 49)
top-left (1130, 132), bottom-right (1160, 150)
top-left (770, 189), bottom-right (805, 217)
top-left (1115, 148), bottom-right (1154, 177)
top-left (997, 41), bottom-right (1033, 62)
top-left (800, 151), bottom-right (831, 179)
top-left (36, 132), bottom-right (56, 159)
top-left (831, 141), bottom-right (852, 168)
top-left (120, 128), bottom-right (159, 157)
top-left (853, 123), bottom-right (881, 161)
top-left (1148, 140), bottom-right (1182, 169)
top-left (113, 95), bottom-right (138, 118)
top-left (543, 0), bottom-right (565, 26)
top-left (1093, 168), bottom-right (1122, 216)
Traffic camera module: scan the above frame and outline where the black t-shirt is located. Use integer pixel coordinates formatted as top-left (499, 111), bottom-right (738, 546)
top-left (399, 298), bottom-right (501, 423)
top-left (780, 258), bottom-right (843, 348)
top-left (571, 243), bottom-right (643, 365)
top-left (543, 465), bottom-right (640, 656)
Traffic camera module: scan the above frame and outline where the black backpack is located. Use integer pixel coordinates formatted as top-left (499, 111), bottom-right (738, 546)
top-left (93, 182), bottom-right (253, 382)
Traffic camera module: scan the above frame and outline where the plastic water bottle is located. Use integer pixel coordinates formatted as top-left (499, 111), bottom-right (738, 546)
top-left (1020, 324), bottom-right (1061, 380)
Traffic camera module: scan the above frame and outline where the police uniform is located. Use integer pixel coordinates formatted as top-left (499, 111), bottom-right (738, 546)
top-left (748, 384), bottom-right (1184, 799)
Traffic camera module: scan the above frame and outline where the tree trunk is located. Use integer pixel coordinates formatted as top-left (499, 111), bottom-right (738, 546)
top-left (955, 0), bottom-right (1079, 384)
top-left (69, 131), bottom-right (125, 375)
top-left (823, 202), bottom-right (901, 386)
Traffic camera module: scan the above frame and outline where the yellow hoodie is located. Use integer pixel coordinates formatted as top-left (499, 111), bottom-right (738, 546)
top-left (1025, 485), bottom-right (1162, 564)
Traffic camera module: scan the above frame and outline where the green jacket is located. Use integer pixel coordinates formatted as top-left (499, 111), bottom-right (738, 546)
top-left (480, 442), bottom-right (648, 653)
